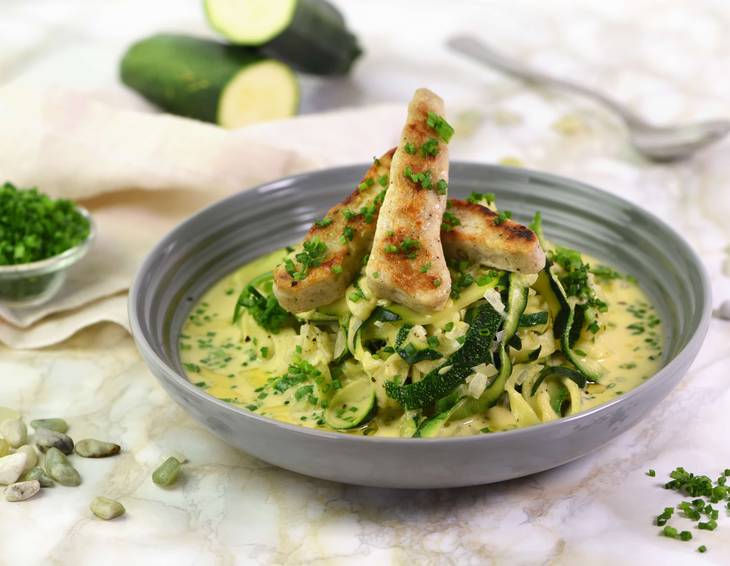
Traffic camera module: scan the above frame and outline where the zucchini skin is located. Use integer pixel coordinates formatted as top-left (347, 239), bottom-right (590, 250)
top-left (120, 34), bottom-right (275, 124)
top-left (385, 301), bottom-right (502, 410)
top-left (541, 262), bottom-right (603, 382)
top-left (208, 0), bottom-right (362, 75)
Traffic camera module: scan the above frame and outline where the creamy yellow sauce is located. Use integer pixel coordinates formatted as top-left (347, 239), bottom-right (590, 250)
top-left (180, 248), bottom-right (663, 437)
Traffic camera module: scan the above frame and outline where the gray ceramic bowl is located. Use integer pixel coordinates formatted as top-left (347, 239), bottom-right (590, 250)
top-left (129, 163), bottom-right (711, 488)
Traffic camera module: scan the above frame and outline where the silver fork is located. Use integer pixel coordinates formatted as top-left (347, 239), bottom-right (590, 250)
top-left (448, 35), bottom-right (730, 162)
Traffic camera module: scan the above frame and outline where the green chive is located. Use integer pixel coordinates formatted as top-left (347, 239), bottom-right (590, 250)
top-left (426, 112), bottom-right (454, 142)
top-left (404, 142), bottom-right (416, 154)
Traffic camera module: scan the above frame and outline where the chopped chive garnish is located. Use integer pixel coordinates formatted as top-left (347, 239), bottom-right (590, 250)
top-left (420, 138), bottom-right (440, 157)
top-left (647, 469), bottom-right (656, 477)
top-left (314, 217), bottom-right (332, 228)
top-left (420, 262), bottom-right (431, 273)
top-left (426, 111), bottom-right (454, 142)
top-left (467, 191), bottom-right (496, 205)
top-left (494, 210), bottom-right (513, 225)
top-left (698, 545), bottom-right (707, 553)
top-left (331, 265), bottom-right (343, 274)
top-left (384, 244), bottom-right (397, 253)
top-left (343, 209), bottom-right (356, 220)
top-left (358, 178), bottom-right (375, 192)
top-left (441, 211), bottom-right (460, 231)
top-left (404, 142), bottom-right (416, 154)
top-left (436, 179), bottom-right (448, 195)
top-left (286, 238), bottom-right (328, 281)
top-left (378, 174), bottom-right (389, 187)
top-left (433, 278), bottom-right (442, 287)
top-left (372, 271), bottom-right (380, 279)
top-left (403, 166), bottom-right (433, 190)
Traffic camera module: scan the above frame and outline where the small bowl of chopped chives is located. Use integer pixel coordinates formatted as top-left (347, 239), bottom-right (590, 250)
top-left (0, 182), bottom-right (95, 308)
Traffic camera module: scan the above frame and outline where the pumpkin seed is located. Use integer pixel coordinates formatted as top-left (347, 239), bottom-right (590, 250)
top-left (90, 496), bottom-right (125, 520)
top-left (21, 466), bottom-right (55, 487)
top-left (0, 438), bottom-right (10, 458)
top-left (5, 480), bottom-right (40, 502)
top-left (44, 447), bottom-right (81, 486)
top-left (34, 427), bottom-right (74, 455)
top-left (75, 439), bottom-right (121, 458)
top-left (152, 457), bottom-right (183, 486)
top-left (15, 445), bottom-right (38, 472)
top-left (0, 452), bottom-right (27, 485)
top-left (0, 418), bottom-right (27, 448)
top-left (30, 418), bottom-right (69, 434)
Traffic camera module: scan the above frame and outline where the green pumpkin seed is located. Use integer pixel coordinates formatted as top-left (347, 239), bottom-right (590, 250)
top-left (75, 439), bottom-right (121, 458)
top-left (15, 445), bottom-right (38, 472)
top-left (0, 438), bottom-right (10, 458)
top-left (44, 447), bottom-right (81, 487)
top-left (30, 418), bottom-right (69, 434)
top-left (90, 496), bottom-right (125, 520)
top-left (152, 457), bottom-right (183, 487)
top-left (34, 427), bottom-right (74, 455)
top-left (5, 480), bottom-right (40, 502)
top-left (0, 418), bottom-right (27, 448)
top-left (21, 466), bottom-right (55, 487)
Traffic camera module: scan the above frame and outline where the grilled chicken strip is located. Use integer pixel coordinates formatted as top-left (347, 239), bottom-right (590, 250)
top-left (274, 151), bottom-right (545, 314)
top-left (366, 88), bottom-right (452, 312)
top-left (273, 149), bottom-right (395, 313)
top-left (443, 199), bottom-right (546, 273)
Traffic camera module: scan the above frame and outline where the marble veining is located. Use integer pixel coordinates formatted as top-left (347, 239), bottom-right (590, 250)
top-left (2, 0), bottom-right (730, 564)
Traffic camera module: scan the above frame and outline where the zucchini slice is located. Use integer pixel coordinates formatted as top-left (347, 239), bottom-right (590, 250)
top-left (385, 301), bottom-right (502, 410)
top-left (473, 344), bottom-right (512, 411)
top-left (530, 365), bottom-right (586, 396)
top-left (324, 379), bottom-right (375, 430)
top-left (502, 274), bottom-right (529, 343)
top-left (120, 34), bottom-right (299, 128)
top-left (519, 311), bottom-right (549, 329)
top-left (205, 0), bottom-right (362, 75)
top-left (414, 411), bottom-right (451, 438)
top-left (536, 264), bottom-right (603, 382)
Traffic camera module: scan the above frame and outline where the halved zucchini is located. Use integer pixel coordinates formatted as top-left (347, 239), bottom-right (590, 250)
top-left (205, 0), bottom-right (362, 75)
top-left (324, 379), bottom-right (375, 429)
top-left (120, 34), bottom-right (299, 128)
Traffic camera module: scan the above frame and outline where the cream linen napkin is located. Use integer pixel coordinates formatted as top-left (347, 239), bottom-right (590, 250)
top-left (0, 85), bottom-right (401, 348)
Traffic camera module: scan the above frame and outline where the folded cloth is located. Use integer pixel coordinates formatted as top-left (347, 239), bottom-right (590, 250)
top-left (0, 85), bottom-right (401, 348)
top-left (2, 84), bottom-right (729, 349)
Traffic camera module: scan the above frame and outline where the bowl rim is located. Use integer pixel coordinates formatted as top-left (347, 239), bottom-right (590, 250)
top-left (0, 205), bottom-right (96, 275)
top-left (129, 161), bottom-right (713, 446)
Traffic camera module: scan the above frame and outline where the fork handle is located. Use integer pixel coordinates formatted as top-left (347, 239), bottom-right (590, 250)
top-left (447, 35), bottom-right (648, 128)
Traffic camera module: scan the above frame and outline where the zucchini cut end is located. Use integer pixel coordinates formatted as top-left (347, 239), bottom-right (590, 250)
top-left (324, 380), bottom-right (375, 430)
top-left (217, 60), bottom-right (299, 128)
top-left (205, 0), bottom-right (298, 45)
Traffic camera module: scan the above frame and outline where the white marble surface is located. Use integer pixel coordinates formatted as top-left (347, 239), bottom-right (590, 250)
top-left (2, 0), bottom-right (730, 564)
